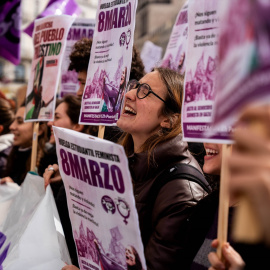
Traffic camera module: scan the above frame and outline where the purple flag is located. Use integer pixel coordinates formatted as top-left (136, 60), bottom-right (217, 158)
top-left (0, 0), bottom-right (21, 65)
top-left (23, 0), bottom-right (81, 37)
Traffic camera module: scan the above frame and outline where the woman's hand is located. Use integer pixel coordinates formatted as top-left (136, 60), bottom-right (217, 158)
top-left (62, 265), bottom-right (80, 270)
top-left (208, 239), bottom-right (245, 270)
top-left (43, 164), bottom-right (61, 188)
top-left (229, 104), bottom-right (270, 243)
top-left (0, 177), bottom-right (14, 184)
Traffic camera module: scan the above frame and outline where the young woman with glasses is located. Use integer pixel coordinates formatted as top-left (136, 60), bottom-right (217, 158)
top-left (116, 67), bottom-right (208, 269)
top-left (61, 68), bottom-right (209, 270)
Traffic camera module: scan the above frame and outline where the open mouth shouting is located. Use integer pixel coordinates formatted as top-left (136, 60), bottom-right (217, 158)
top-left (123, 105), bottom-right (137, 116)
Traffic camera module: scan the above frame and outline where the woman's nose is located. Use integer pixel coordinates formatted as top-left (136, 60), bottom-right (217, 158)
top-left (9, 120), bottom-right (16, 131)
top-left (125, 88), bottom-right (137, 101)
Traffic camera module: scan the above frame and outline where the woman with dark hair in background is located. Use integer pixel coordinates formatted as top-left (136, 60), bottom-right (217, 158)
top-left (0, 103), bottom-right (47, 185)
top-left (43, 95), bottom-right (98, 267)
top-left (0, 98), bottom-right (14, 177)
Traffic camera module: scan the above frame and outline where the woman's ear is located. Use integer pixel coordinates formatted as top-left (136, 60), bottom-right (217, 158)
top-left (0, 125), bottom-right (4, 135)
top-left (160, 113), bottom-right (180, 129)
top-left (73, 124), bottom-right (84, 132)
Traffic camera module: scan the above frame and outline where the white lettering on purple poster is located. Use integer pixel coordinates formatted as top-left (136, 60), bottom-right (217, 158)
top-left (53, 126), bottom-right (146, 270)
top-left (161, 0), bottom-right (189, 75)
top-left (181, 0), bottom-right (230, 143)
top-left (60, 18), bottom-right (95, 98)
top-left (212, 0), bottom-right (270, 134)
top-left (24, 15), bottom-right (75, 122)
top-left (79, 0), bottom-right (138, 126)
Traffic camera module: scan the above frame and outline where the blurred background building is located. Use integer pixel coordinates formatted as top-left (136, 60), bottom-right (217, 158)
top-left (0, 0), bottom-right (185, 99)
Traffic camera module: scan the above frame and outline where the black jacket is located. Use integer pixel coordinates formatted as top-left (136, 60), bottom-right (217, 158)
top-left (128, 134), bottom-right (208, 270)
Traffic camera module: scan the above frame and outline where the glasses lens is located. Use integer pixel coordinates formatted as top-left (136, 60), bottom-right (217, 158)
top-left (137, 84), bottom-right (150, 99)
top-left (127, 80), bottom-right (138, 91)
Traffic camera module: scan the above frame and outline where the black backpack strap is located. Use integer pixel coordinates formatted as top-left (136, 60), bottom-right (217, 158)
top-left (148, 163), bottom-right (211, 211)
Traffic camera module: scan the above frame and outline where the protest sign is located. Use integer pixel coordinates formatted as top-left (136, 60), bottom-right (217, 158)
top-left (181, 0), bottom-right (228, 143)
top-left (79, 0), bottom-right (138, 126)
top-left (60, 18), bottom-right (95, 97)
top-left (212, 0), bottom-right (270, 132)
top-left (54, 126), bottom-right (146, 270)
top-left (0, 0), bottom-right (21, 65)
top-left (161, 0), bottom-right (189, 75)
top-left (24, 15), bottom-right (75, 122)
top-left (140, 41), bottom-right (162, 73)
top-left (24, 0), bottom-right (81, 37)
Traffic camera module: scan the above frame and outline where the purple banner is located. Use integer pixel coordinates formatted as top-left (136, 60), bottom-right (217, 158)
top-left (0, 0), bottom-right (21, 65)
top-left (79, 0), bottom-right (138, 126)
top-left (23, 0), bottom-right (81, 37)
top-left (212, 0), bottom-right (270, 132)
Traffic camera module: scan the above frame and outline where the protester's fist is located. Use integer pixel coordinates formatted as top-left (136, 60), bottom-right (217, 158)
top-left (43, 164), bottom-right (61, 188)
top-left (208, 239), bottom-right (245, 270)
top-left (0, 177), bottom-right (14, 184)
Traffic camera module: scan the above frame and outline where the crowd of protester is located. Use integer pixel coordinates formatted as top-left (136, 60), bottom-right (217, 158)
top-left (1, 37), bottom-right (270, 270)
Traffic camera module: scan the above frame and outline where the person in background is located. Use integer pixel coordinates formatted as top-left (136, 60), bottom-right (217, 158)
top-left (208, 104), bottom-right (270, 270)
top-left (0, 98), bottom-right (14, 177)
top-left (0, 103), bottom-right (47, 185)
top-left (68, 38), bottom-right (92, 98)
top-left (43, 95), bottom-right (98, 267)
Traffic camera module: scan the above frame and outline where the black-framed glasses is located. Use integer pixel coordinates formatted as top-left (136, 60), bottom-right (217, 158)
top-left (126, 79), bottom-right (167, 104)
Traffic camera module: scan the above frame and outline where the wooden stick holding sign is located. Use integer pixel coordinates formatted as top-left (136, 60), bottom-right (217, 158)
top-left (216, 144), bottom-right (232, 260)
top-left (30, 122), bottom-right (40, 172)
top-left (98, 125), bottom-right (105, 139)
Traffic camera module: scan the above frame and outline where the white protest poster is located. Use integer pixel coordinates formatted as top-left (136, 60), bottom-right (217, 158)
top-left (53, 126), bottom-right (146, 270)
top-left (24, 15), bottom-right (75, 122)
top-left (161, 0), bottom-right (189, 75)
top-left (60, 18), bottom-right (95, 97)
top-left (212, 0), bottom-right (270, 133)
top-left (79, 0), bottom-right (138, 126)
top-left (181, 0), bottom-right (227, 143)
top-left (140, 41), bottom-right (162, 73)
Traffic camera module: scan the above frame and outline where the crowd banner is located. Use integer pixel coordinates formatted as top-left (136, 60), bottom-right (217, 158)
top-left (0, 0), bottom-right (21, 65)
top-left (181, 0), bottom-right (226, 143)
top-left (53, 126), bottom-right (147, 270)
top-left (161, 0), bottom-right (189, 75)
top-left (60, 18), bottom-right (96, 97)
top-left (212, 1), bottom-right (270, 131)
top-left (140, 41), bottom-right (163, 73)
top-left (24, 0), bottom-right (81, 37)
top-left (24, 15), bottom-right (75, 122)
top-left (79, 0), bottom-right (138, 126)
top-left (0, 173), bottom-right (71, 270)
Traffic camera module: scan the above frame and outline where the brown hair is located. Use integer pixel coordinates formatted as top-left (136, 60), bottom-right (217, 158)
top-left (119, 67), bottom-right (184, 163)
top-left (68, 38), bottom-right (92, 72)
top-left (0, 98), bottom-right (14, 135)
top-left (130, 46), bottom-right (145, 81)
top-left (58, 95), bottom-right (98, 136)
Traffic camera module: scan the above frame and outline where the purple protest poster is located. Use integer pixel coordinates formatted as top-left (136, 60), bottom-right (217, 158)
top-left (60, 18), bottom-right (95, 97)
top-left (79, 0), bottom-right (138, 126)
top-left (0, 0), bottom-right (21, 65)
top-left (24, 0), bottom-right (81, 37)
top-left (54, 126), bottom-right (147, 270)
top-left (181, 0), bottom-right (231, 143)
top-left (24, 15), bottom-right (75, 122)
top-left (161, 0), bottom-right (189, 75)
top-left (212, 0), bottom-right (270, 133)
